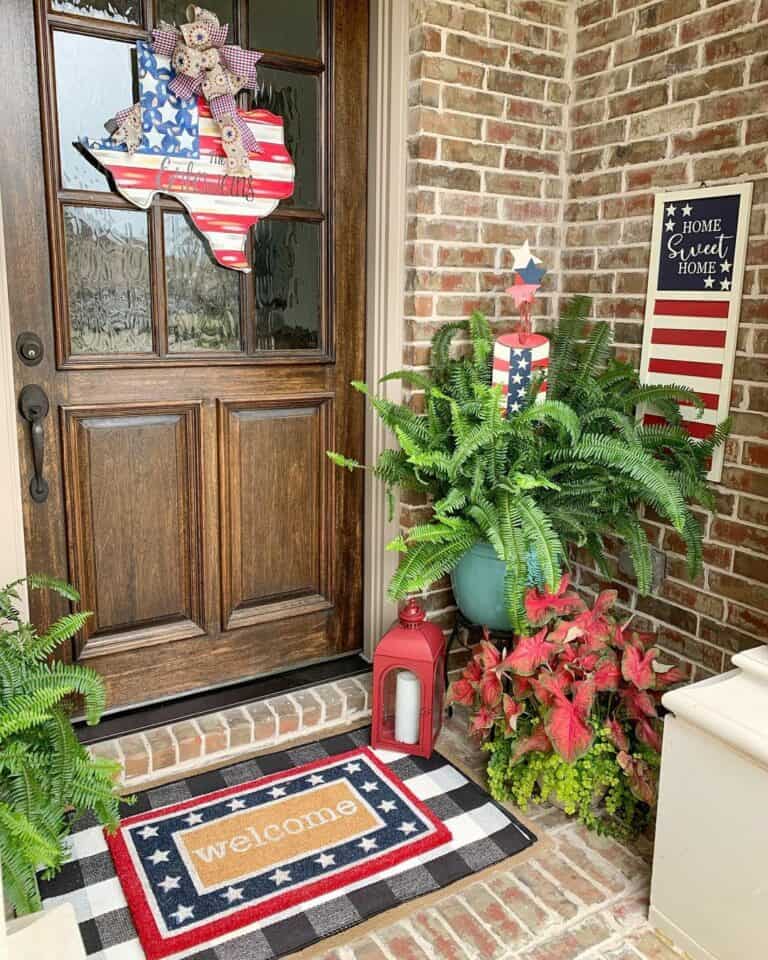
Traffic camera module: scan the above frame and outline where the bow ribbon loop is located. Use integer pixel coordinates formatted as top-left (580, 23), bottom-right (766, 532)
top-left (109, 5), bottom-right (263, 175)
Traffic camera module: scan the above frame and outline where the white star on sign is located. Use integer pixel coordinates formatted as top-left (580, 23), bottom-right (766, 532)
top-left (157, 875), bottom-right (180, 893)
top-left (360, 781), bottom-right (378, 793)
top-left (398, 821), bottom-right (418, 835)
top-left (720, 278), bottom-right (731, 290)
top-left (226, 798), bottom-right (247, 812)
top-left (170, 904), bottom-right (195, 925)
top-left (221, 886), bottom-right (244, 904)
top-left (358, 837), bottom-right (378, 852)
top-left (721, 259), bottom-right (732, 273)
top-left (307, 774), bottom-right (325, 786)
top-left (267, 787), bottom-right (286, 800)
top-left (518, 359), bottom-right (529, 369)
top-left (138, 826), bottom-right (159, 840)
top-left (666, 204), bottom-right (677, 216)
top-left (665, 219), bottom-right (675, 232)
top-left (148, 849), bottom-right (170, 865)
top-left (183, 812), bottom-right (204, 826)
top-left (682, 203), bottom-right (693, 216)
top-left (378, 800), bottom-right (396, 813)
top-left (517, 386), bottom-right (527, 396)
top-left (509, 402), bottom-right (521, 412)
top-left (139, 68), bottom-right (160, 94)
top-left (144, 126), bottom-right (166, 150)
top-left (512, 373), bottom-right (523, 383)
top-left (269, 868), bottom-right (291, 886)
top-left (344, 762), bottom-right (361, 774)
top-left (315, 853), bottom-right (335, 869)
top-left (158, 100), bottom-right (180, 126)
top-left (703, 276), bottom-right (715, 289)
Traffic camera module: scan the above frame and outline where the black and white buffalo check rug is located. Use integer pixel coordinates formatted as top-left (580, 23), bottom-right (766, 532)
top-left (39, 727), bottom-right (536, 959)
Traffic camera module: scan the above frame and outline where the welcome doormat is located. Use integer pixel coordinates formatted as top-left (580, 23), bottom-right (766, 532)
top-left (39, 727), bottom-right (536, 959)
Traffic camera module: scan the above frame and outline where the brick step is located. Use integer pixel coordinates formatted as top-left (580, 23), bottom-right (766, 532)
top-left (89, 674), bottom-right (373, 791)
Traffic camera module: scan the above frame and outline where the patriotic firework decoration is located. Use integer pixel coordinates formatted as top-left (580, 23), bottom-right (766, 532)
top-left (640, 183), bottom-right (753, 481)
top-left (493, 241), bottom-right (549, 416)
top-left (79, 5), bottom-right (294, 272)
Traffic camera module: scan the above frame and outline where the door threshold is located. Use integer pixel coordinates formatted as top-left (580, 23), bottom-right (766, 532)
top-left (77, 652), bottom-right (370, 745)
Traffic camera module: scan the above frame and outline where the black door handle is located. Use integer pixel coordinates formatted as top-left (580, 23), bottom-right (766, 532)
top-left (18, 384), bottom-right (50, 503)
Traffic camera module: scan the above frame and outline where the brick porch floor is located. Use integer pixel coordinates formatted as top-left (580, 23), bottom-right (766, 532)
top-left (88, 677), bottom-right (683, 960)
top-left (305, 716), bottom-right (684, 960)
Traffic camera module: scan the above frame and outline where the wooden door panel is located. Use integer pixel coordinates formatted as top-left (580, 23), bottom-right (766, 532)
top-left (61, 403), bottom-right (205, 658)
top-left (219, 396), bottom-right (333, 631)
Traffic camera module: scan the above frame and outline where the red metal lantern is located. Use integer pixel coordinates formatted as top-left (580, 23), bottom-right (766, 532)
top-left (371, 599), bottom-right (446, 758)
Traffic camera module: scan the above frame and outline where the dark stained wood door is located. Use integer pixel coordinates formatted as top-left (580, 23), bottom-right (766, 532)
top-left (1, 0), bottom-right (367, 711)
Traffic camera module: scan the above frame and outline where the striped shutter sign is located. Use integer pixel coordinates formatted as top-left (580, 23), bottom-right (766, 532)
top-left (639, 183), bottom-right (753, 482)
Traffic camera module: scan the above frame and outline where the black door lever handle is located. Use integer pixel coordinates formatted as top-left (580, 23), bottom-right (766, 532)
top-left (18, 384), bottom-right (50, 503)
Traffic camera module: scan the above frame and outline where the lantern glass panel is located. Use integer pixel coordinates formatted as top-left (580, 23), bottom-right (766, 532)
top-left (432, 655), bottom-right (445, 742)
top-left (380, 667), bottom-right (422, 746)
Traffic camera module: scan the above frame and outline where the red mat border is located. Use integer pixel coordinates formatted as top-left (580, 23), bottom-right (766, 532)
top-left (106, 747), bottom-right (452, 960)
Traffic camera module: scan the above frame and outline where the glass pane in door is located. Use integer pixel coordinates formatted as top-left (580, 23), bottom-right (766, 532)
top-left (254, 69), bottom-right (319, 209)
top-left (253, 219), bottom-right (321, 350)
top-left (157, 0), bottom-right (235, 28)
top-left (51, 0), bottom-right (141, 21)
top-left (53, 31), bottom-right (136, 191)
top-left (64, 206), bottom-right (152, 354)
top-left (165, 213), bottom-right (242, 353)
top-left (250, 0), bottom-right (321, 59)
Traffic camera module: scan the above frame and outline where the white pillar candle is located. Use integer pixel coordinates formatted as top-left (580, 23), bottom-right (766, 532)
top-left (394, 671), bottom-right (421, 744)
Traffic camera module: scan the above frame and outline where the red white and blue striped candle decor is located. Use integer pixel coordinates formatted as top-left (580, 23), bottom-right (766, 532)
top-left (494, 242), bottom-right (549, 416)
top-left (79, 6), bottom-right (295, 272)
top-left (492, 333), bottom-right (549, 415)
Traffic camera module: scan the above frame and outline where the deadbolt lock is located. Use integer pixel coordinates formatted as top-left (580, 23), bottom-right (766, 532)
top-left (16, 332), bottom-right (44, 366)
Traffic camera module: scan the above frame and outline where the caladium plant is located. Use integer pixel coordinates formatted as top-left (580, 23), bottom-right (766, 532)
top-left (448, 582), bottom-right (686, 839)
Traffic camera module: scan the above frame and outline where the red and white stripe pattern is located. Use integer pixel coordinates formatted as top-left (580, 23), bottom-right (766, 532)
top-left (640, 299), bottom-right (729, 442)
top-left (492, 332), bottom-right (549, 416)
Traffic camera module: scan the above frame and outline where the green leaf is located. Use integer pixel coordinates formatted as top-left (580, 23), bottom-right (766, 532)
top-left (326, 451), bottom-right (362, 471)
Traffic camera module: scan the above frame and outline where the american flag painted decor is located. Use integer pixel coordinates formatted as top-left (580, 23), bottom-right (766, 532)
top-left (79, 41), bottom-right (294, 273)
top-left (639, 183), bottom-right (753, 482)
top-left (492, 332), bottom-right (549, 416)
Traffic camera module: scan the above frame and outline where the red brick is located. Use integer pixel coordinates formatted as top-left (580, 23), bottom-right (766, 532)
top-left (671, 123), bottom-right (741, 155)
top-left (489, 16), bottom-right (547, 49)
top-left (681, 0), bottom-right (754, 44)
top-left (577, 12), bottom-right (633, 52)
top-left (487, 68), bottom-right (546, 100)
top-left (378, 924), bottom-right (431, 960)
top-left (423, 2), bottom-right (488, 35)
top-left (445, 33), bottom-right (507, 66)
top-left (463, 883), bottom-right (531, 949)
top-left (171, 721), bottom-right (202, 763)
top-left (411, 910), bottom-right (470, 960)
top-left (437, 896), bottom-right (504, 959)
top-left (632, 46), bottom-right (698, 85)
top-left (637, 0), bottom-right (698, 29)
top-left (747, 116), bottom-right (768, 144)
top-left (628, 104), bottom-right (696, 138)
top-left (694, 147), bottom-right (768, 182)
top-left (443, 87), bottom-right (505, 119)
top-left (614, 25), bottom-right (676, 65)
top-left (145, 728), bottom-right (176, 771)
top-left (577, 0), bottom-right (613, 27)
top-left (573, 47), bottom-right (611, 77)
top-left (705, 24), bottom-right (767, 64)
top-left (625, 162), bottom-right (688, 191)
top-left (699, 86), bottom-right (768, 124)
top-left (609, 139), bottom-right (667, 167)
top-left (485, 172), bottom-right (543, 198)
top-left (571, 119), bottom-right (626, 150)
top-left (413, 163), bottom-right (482, 192)
top-left (673, 63), bottom-right (745, 102)
top-left (510, 46), bottom-right (566, 78)
top-left (440, 139), bottom-right (502, 167)
top-left (727, 603), bottom-right (768, 638)
top-left (709, 572), bottom-right (768, 610)
top-left (517, 914), bottom-right (614, 958)
top-left (609, 83), bottom-right (668, 118)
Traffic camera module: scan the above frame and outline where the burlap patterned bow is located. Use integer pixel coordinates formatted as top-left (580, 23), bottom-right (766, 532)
top-left (107, 5), bottom-right (262, 177)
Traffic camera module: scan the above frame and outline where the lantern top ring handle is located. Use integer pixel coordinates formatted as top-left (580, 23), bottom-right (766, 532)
top-left (399, 599), bottom-right (426, 628)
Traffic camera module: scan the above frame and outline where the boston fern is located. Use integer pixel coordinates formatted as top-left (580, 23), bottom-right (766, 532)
top-left (330, 295), bottom-right (727, 631)
top-left (0, 576), bottom-right (124, 915)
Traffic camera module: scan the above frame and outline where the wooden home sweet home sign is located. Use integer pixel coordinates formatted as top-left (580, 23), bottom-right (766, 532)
top-left (640, 182), bottom-right (753, 482)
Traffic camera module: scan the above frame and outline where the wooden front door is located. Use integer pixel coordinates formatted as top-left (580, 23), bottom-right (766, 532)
top-left (1, 0), bottom-right (367, 711)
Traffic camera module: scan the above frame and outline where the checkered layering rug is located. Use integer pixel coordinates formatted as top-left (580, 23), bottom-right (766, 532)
top-left (39, 727), bottom-right (536, 959)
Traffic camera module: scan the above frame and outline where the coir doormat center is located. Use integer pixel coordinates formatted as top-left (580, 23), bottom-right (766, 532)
top-left (39, 728), bottom-right (536, 960)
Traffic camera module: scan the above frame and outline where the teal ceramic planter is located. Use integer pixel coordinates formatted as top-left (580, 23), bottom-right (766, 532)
top-left (450, 541), bottom-right (514, 632)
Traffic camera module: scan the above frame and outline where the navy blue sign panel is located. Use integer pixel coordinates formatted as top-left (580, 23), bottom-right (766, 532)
top-left (657, 193), bottom-right (741, 293)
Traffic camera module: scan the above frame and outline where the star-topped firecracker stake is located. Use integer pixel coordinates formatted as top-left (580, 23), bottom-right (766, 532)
top-left (494, 242), bottom-right (550, 417)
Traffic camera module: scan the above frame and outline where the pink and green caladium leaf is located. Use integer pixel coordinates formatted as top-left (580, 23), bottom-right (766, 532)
top-left (621, 644), bottom-right (659, 690)
top-left (621, 686), bottom-right (659, 721)
top-left (502, 694), bottom-right (524, 735)
top-left (530, 668), bottom-right (570, 707)
top-left (480, 671), bottom-right (503, 708)
top-left (511, 723), bottom-right (552, 764)
top-left (652, 660), bottom-right (687, 688)
top-left (543, 679), bottom-right (596, 764)
top-left (470, 706), bottom-right (497, 737)
top-left (447, 677), bottom-right (476, 707)
top-left (635, 716), bottom-right (662, 753)
top-left (500, 628), bottom-right (559, 677)
top-left (617, 751), bottom-right (657, 805)
top-left (477, 639), bottom-right (501, 671)
top-left (606, 717), bottom-right (630, 752)
top-left (524, 574), bottom-right (586, 626)
top-left (593, 655), bottom-right (621, 691)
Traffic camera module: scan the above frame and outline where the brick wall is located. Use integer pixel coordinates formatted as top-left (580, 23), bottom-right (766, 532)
top-left (405, 0), bottom-right (570, 629)
top-left (405, 0), bottom-right (768, 679)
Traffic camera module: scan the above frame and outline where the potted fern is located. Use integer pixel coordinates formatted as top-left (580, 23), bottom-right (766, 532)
top-left (330, 296), bottom-right (726, 631)
top-left (0, 575), bottom-right (123, 918)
